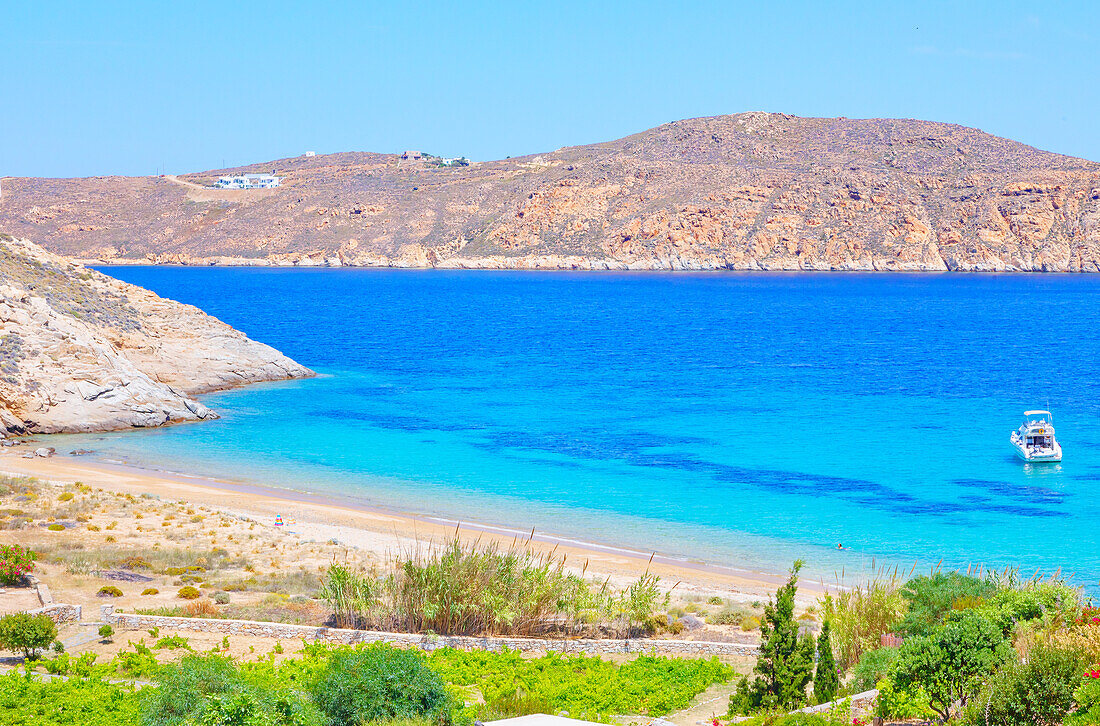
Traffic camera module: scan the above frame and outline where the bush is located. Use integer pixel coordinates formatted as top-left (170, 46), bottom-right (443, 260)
top-left (851, 647), bottom-right (899, 693)
top-left (177, 586), bottom-right (201, 600)
top-left (0, 543), bottom-right (35, 585)
top-left (311, 646), bottom-right (451, 725)
top-left (968, 643), bottom-right (1085, 726)
top-left (98, 624), bottom-right (114, 642)
top-left (821, 573), bottom-right (906, 671)
top-left (0, 612), bottom-right (58, 659)
top-left (57, 492), bottom-right (74, 502)
top-left (141, 653), bottom-right (320, 726)
top-left (892, 610), bottom-right (1013, 721)
top-left (120, 555), bottom-right (152, 571)
top-left (98, 585), bottom-right (123, 598)
top-left (141, 588), bottom-right (159, 596)
top-left (47, 523), bottom-right (65, 531)
top-left (873, 676), bottom-right (935, 720)
top-left (1065, 676), bottom-right (1100, 726)
top-left (896, 572), bottom-right (996, 638)
top-left (813, 621), bottom-right (839, 704)
top-left (729, 561), bottom-right (815, 714)
top-left (214, 591), bottom-right (231, 605)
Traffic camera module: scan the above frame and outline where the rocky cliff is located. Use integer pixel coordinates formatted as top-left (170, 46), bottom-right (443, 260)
top-left (3, 113), bottom-right (1100, 271)
top-left (0, 236), bottom-right (312, 434)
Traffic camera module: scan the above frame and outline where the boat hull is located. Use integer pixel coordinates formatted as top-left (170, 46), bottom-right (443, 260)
top-left (1011, 440), bottom-right (1062, 462)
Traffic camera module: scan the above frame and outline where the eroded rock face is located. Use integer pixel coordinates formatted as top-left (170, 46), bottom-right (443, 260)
top-left (2, 114), bottom-right (1099, 271)
top-left (0, 237), bottom-right (312, 434)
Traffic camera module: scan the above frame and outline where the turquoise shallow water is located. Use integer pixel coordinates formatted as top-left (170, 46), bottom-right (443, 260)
top-left (51, 268), bottom-right (1100, 588)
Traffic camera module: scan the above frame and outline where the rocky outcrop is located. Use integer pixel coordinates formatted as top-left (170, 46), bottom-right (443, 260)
top-left (0, 236), bottom-right (312, 435)
top-left (2, 114), bottom-right (1099, 271)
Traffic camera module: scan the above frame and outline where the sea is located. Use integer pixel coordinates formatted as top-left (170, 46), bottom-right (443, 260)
top-left (50, 268), bottom-right (1100, 589)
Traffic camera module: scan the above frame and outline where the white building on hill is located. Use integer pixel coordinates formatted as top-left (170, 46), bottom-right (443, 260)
top-left (215, 173), bottom-right (281, 189)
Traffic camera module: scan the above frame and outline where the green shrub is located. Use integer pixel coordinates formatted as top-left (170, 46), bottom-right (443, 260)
top-left (892, 610), bottom-right (1013, 721)
top-left (98, 624), bottom-right (114, 642)
top-left (730, 561), bottom-right (815, 714)
top-left (1065, 676), bottom-right (1100, 726)
top-left (707, 595), bottom-right (724, 605)
top-left (98, 586), bottom-right (123, 598)
top-left (311, 646), bottom-right (451, 726)
top-left (968, 643), bottom-right (1085, 726)
top-left (873, 676), bottom-right (935, 720)
top-left (0, 543), bottom-right (35, 585)
top-left (47, 524), bottom-right (65, 531)
top-left (213, 591), bottom-right (230, 605)
top-left (821, 573), bottom-right (906, 671)
top-left (813, 621), bottom-right (839, 703)
top-left (140, 653), bottom-right (320, 726)
top-left (177, 586), bottom-right (201, 600)
top-left (896, 572), bottom-right (996, 638)
top-left (851, 647), bottom-right (899, 693)
top-left (0, 670), bottom-right (140, 724)
top-left (427, 646), bottom-right (732, 718)
top-left (141, 588), bottom-right (159, 596)
top-left (57, 492), bottom-right (74, 502)
top-left (0, 612), bottom-right (58, 660)
top-left (154, 635), bottom-right (191, 650)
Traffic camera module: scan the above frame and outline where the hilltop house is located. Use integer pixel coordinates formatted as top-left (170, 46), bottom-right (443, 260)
top-left (214, 173), bottom-right (281, 189)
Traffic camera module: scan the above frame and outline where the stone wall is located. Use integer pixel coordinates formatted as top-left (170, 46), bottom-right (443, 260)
top-left (27, 603), bottom-right (82, 623)
top-left (105, 610), bottom-right (758, 657)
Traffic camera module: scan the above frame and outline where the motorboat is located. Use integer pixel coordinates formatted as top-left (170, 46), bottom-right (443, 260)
top-left (1010, 410), bottom-right (1062, 462)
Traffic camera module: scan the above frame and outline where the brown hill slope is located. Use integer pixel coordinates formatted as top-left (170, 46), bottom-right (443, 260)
top-left (3, 113), bottom-right (1100, 271)
top-left (0, 235), bottom-right (312, 434)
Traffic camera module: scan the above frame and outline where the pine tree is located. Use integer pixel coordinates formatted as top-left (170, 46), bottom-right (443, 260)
top-left (729, 560), bottom-right (816, 713)
top-left (814, 620), bottom-right (839, 704)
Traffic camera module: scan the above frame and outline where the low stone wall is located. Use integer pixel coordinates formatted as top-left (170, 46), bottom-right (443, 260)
top-left (105, 610), bottom-right (758, 657)
top-left (27, 603), bottom-right (82, 623)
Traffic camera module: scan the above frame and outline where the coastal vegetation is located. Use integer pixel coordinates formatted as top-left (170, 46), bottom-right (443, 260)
top-left (727, 560), bottom-right (1098, 724)
top-left (320, 537), bottom-right (670, 637)
top-left (0, 642), bottom-right (734, 725)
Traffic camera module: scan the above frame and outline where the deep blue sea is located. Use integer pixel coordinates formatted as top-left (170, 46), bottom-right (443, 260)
top-left (56, 269), bottom-right (1100, 588)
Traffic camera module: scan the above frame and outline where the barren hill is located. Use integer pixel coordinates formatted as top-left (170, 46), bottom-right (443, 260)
top-left (0, 235), bottom-right (312, 434)
top-left (3, 113), bottom-right (1100, 271)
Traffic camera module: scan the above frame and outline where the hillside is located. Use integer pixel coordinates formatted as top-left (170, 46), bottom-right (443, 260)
top-left (3, 113), bottom-right (1100, 271)
top-left (0, 235), bottom-right (312, 434)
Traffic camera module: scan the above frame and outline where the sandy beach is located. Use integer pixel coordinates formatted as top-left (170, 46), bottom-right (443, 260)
top-left (0, 443), bottom-right (814, 602)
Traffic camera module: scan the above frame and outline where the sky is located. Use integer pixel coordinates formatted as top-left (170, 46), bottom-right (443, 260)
top-left (2, 1), bottom-right (1098, 177)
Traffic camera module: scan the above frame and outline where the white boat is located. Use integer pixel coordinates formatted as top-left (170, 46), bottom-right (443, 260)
top-left (1010, 410), bottom-right (1062, 462)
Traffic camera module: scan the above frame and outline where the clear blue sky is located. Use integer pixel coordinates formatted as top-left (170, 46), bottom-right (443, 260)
top-left (3, 1), bottom-right (1098, 177)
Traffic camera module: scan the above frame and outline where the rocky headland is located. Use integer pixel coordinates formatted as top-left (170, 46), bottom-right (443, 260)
top-left (2, 113), bottom-right (1100, 271)
top-left (0, 235), bottom-right (312, 435)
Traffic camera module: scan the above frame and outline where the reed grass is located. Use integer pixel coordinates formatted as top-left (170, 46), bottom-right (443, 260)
top-left (319, 532), bottom-right (671, 637)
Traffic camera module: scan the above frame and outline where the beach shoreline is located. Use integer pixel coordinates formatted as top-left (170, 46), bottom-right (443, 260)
top-left (0, 444), bottom-right (822, 600)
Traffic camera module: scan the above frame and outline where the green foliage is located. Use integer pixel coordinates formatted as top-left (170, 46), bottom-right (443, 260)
top-left (1065, 676), bottom-right (1100, 726)
top-left (820, 572), bottom-right (906, 671)
top-left (0, 671), bottom-right (140, 725)
top-left (730, 561), bottom-right (815, 714)
top-left (0, 612), bottom-right (58, 660)
top-left (873, 676), bottom-right (935, 720)
top-left (896, 572), bottom-right (996, 638)
top-left (154, 635), bottom-right (191, 650)
top-left (310, 646), bottom-right (451, 726)
top-left (850, 647), bottom-right (898, 693)
top-left (968, 580), bottom-right (1082, 635)
top-left (98, 586), bottom-right (123, 598)
top-left (428, 646), bottom-right (732, 718)
top-left (813, 621), bottom-right (839, 704)
top-left (0, 544), bottom-right (37, 584)
top-left (891, 610), bottom-right (1013, 720)
top-left (322, 537), bottom-right (670, 637)
top-left (98, 624), bottom-right (114, 642)
top-left (141, 653), bottom-right (320, 726)
top-left (177, 585), bottom-right (201, 599)
top-left (967, 643), bottom-right (1085, 726)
